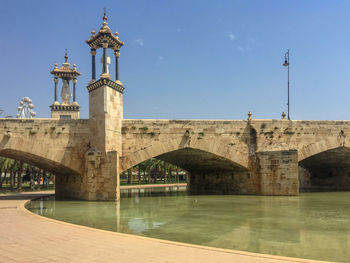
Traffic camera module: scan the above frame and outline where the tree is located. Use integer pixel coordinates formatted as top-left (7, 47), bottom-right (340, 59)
top-left (121, 158), bottom-right (189, 185)
top-left (0, 157), bottom-right (13, 188)
top-left (127, 168), bottom-right (132, 184)
top-left (0, 156), bottom-right (55, 192)
top-left (17, 161), bottom-right (23, 192)
top-left (144, 159), bottom-right (160, 183)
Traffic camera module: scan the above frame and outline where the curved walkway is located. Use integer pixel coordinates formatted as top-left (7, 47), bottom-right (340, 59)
top-left (0, 191), bottom-right (329, 263)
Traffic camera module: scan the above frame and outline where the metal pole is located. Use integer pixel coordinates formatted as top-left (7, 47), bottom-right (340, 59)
top-left (283, 49), bottom-right (290, 120)
top-left (287, 50), bottom-right (290, 120)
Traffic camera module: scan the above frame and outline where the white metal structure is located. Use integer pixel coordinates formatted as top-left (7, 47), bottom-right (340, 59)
top-left (16, 97), bottom-right (36, 118)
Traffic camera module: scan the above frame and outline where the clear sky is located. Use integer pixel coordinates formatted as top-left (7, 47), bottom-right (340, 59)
top-left (1, 0), bottom-right (350, 120)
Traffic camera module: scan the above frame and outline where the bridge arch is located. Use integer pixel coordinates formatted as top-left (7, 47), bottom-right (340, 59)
top-left (0, 149), bottom-right (79, 176)
top-left (121, 138), bottom-right (258, 195)
top-left (298, 136), bottom-right (350, 162)
top-left (121, 137), bottom-right (249, 173)
top-left (298, 137), bottom-right (350, 192)
top-left (0, 135), bottom-right (82, 176)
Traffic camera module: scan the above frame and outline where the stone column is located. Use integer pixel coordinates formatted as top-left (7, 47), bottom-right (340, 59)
top-left (102, 42), bottom-right (108, 74)
top-left (91, 48), bottom-right (96, 80)
top-left (54, 77), bottom-right (58, 102)
top-left (114, 49), bottom-right (120, 81)
top-left (73, 78), bottom-right (77, 102)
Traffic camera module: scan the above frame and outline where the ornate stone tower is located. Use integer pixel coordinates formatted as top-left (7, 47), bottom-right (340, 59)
top-left (84, 10), bottom-right (125, 200)
top-left (50, 50), bottom-right (81, 119)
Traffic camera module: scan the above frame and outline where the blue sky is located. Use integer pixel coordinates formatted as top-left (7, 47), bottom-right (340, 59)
top-left (1, 0), bottom-right (350, 120)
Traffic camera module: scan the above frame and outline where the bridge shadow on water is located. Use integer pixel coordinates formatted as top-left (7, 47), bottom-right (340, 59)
top-left (0, 192), bottom-right (53, 201)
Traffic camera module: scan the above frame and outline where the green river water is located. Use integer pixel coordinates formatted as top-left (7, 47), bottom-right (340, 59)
top-left (27, 188), bottom-right (350, 262)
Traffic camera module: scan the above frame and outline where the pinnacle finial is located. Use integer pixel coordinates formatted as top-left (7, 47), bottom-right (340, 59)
top-left (247, 111), bottom-right (252, 121)
top-left (103, 8), bottom-right (107, 22)
top-left (282, 112), bottom-right (286, 119)
top-left (64, 49), bottom-right (68, 63)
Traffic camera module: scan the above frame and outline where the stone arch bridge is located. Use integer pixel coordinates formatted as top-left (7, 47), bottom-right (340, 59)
top-left (2, 12), bottom-right (348, 200)
top-left (1, 117), bottom-right (350, 200)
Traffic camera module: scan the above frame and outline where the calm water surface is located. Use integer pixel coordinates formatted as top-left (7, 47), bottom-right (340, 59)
top-left (27, 188), bottom-right (350, 262)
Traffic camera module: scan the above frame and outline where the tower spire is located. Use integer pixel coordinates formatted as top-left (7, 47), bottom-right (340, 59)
top-left (86, 11), bottom-right (124, 84)
top-left (64, 48), bottom-right (68, 63)
top-left (103, 8), bottom-right (107, 24)
top-left (50, 50), bottom-right (81, 119)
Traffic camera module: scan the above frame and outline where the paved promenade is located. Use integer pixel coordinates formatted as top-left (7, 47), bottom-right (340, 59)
top-left (0, 191), bottom-right (329, 263)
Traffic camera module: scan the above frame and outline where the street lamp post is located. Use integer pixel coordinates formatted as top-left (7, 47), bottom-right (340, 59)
top-left (283, 49), bottom-right (290, 120)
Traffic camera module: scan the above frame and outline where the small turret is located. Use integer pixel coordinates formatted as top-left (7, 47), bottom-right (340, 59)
top-left (50, 50), bottom-right (81, 119)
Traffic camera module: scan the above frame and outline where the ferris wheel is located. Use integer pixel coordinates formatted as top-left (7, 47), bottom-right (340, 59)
top-left (16, 97), bottom-right (36, 118)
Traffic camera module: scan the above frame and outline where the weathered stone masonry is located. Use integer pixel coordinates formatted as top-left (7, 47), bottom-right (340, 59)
top-left (2, 118), bottom-right (350, 200)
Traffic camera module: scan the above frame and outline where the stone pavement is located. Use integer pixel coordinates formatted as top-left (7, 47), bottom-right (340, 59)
top-left (0, 192), bottom-right (329, 263)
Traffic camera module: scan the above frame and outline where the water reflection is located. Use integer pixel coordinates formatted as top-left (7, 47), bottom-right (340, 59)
top-left (120, 186), bottom-right (187, 198)
top-left (27, 190), bottom-right (350, 262)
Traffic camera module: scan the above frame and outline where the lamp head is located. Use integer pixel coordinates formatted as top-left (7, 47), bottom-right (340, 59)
top-left (283, 60), bottom-right (289, 67)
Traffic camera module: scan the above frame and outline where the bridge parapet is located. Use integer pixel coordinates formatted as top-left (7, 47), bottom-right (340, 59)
top-left (0, 118), bottom-right (90, 175)
top-left (122, 119), bottom-right (350, 168)
top-left (248, 119), bottom-right (350, 159)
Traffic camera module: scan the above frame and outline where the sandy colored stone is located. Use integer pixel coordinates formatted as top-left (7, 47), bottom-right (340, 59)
top-left (2, 115), bottom-right (350, 199)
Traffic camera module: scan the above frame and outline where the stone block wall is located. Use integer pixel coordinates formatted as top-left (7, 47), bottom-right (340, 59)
top-left (51, 109), bottom-right (79, 120)
top-left (89, 85), bottom-right (123, 153)
top-left (87, 83), bottom-right (123, 200)
top-left (188, 169), bottom-right (259, 195)
top-left (298, 166), bottom-right (311, 192)
top-left (256, 150), bottom-right (299, 195)
top-left (55, 173), bottom-right (84, 199)
top-left (0, 118), bottom-right (89, 175)
top-left (4, 116), bottom-right (350, 199)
